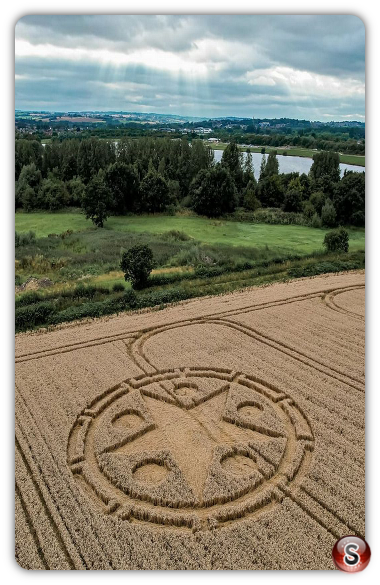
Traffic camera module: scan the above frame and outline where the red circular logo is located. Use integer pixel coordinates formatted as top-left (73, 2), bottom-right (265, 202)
top-left (332, 536), bottom-right (371, 572)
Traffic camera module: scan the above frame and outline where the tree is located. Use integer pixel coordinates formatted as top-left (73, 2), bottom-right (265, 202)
top-left (333, 171), bottom-right (365, 226)
top-left (221, 142), bottom-right (244, 190)
top-left (323, 228), bottom-right (349, 253)
top-left (242, 151), bottom-right (256, 188)
top-left (321, 198), bottom-right (337, 227)
top-left (120, 245), bottom-right (154, 289)
top-left (16, 163), bottom-right (42, 210)
top-left (309, 191), bottom-right (326, 215)
top-left (77, 137), bottom-right (116, 183)
top-left (243, 180), bottom-right (260, 211)
top-left (302, 200), bottom-right (316, 220)
top-left (310, 151), bottom-right (340, 182)
top-left (257, 175), bottom-right (284, 208)
top-left (105, 162), bottom-right (139, 214)
top-left (138, 169), bottom-right (171, 213)
top-left (283, 189), bottom-right (303, 213)
top-left (82, 171), bottom-right (111, 227)
top-left (259, 154), bottom-right (267, 182)
top-left (15, 139), bottom-right (43, 180)
top-left (39, 178), bottom-right (68, 211)
top-left (263, 151), bottom-right (279, 179)
top-left (19, 185), bottom-right (36, 212)
top-left (190, 165), bottom-right (238, 217)
top-left (310, 151), bottom-right (340, 193)
top-left (67, 177), bottom-right (86, 206)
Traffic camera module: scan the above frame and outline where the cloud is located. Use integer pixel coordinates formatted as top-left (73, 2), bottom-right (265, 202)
top-left (15, 15), bottom-right (365, 120)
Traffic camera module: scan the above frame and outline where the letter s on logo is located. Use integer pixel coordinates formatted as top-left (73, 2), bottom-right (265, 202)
top-left (344, 543), bottom-right (360, 566)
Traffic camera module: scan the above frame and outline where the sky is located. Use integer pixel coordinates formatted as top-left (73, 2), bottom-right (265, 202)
top-left (15, 15), bottom-right (365, 121)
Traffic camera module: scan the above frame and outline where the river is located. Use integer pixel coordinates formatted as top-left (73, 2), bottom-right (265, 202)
top-left (212, 149), bottom-right (364, 180)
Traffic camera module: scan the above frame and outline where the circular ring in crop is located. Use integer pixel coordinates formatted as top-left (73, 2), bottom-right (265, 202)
top-left (68, 367), bottom-right (314, 530)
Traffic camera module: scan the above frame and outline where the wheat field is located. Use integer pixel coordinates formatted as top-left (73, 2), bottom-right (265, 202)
top-left (15, 271), bottom-right (365, 570)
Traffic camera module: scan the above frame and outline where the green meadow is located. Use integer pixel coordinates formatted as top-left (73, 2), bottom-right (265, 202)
top-left (15, 212), bottom-right (365, 254)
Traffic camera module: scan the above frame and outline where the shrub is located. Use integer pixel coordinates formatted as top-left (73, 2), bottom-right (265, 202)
top-left (302, 200), bottom-right (315, 220)
top-left (288, 257), bottom-right (363, 279)
top-left (323, 227), bottom-right (349, 253)
top-left (15, 230), bottom-right (36, 248)
top-left (310, 212), bottom-right (322, 228)
top-left (243, 187), bottom-right (261, 211)
top-left (161, 230), bottom-right (191, 242)
top-left (165, 204), bottom-right (177, 216)
top-left (112, 282), bottom-right (125, 292)
top-left (15, 301), bottom-right (56, 331)
top-left (120, 245), bottom-right (154, 289)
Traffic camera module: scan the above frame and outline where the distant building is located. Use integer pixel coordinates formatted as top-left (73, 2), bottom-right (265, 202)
top-left (207, 137), bottom-right (220, 143)
top-left (194, 127), bottom-right (212, 134)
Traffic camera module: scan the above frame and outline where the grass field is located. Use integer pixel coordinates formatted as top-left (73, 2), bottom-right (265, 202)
top-left (15, 212), bottom-right (365, 254)
top-left (15, 211), bottom-right (365, 333)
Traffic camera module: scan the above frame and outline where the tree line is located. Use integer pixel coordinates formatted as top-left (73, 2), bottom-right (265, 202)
top-left (15, 136), bottom-right (364, 227)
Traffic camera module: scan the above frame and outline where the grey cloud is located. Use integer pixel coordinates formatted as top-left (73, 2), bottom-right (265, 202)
top-left (16, 15), bottom-right (365, 78)
top-left (15, 15), bottom-right (365, 119)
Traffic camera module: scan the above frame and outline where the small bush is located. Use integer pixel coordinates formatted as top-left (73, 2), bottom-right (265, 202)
top-left (15, 230), bottom-right (36, 248)
top-left (288, 257), bottom-right (363, 279)
top-left (323, 227), bottom-right (349, 253)
top-left (165, 204), bottom-right (177, 216)
top-left (60, 229), bottom-right (74, 239)
top-left (15, 301), bottom-right (56, 331)
top-left (310, 212), bottom-right (322, 228)
top-left (112, 282), bottom-right (125, 292)
top-left (120, 245), bottom-right (154, 290)
top-left (161, 230), bottom-right (191, 242)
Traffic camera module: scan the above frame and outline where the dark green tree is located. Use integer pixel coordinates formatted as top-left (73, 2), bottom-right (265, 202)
top-left (82, 171), bottom-right (111, 227)
top-left (309, 191), bottom-right (326, 215)
top-left (259, 154), bottom-right (267, 182)
top-left (16, 163), bottom-right (42, 210)
top-left (66, 177), bottom-right (86, 206)
top-left (260, 151), bottom-right (279, 181)
top-left (190, 165), bottom-right (238, 217)
top-left (39, 178), bottom-right (68, 211)
top-left (310, 151), bottom-right (340, 193)
top-left (283, 189), bottom-right (303, 213)
top-left (242, 150), bottom-right (256, 192)
top-left (190, 140), bottom-right (214, 178)
top-left (120, 245), bottom-right (154, 289)
top-left (105, 162), bottom-right (140, 214)
top-left (257, 175), bottom-right (284, 208)
top-left (333, 171), bottom-right (365, 226)
top-left (15, 139), bottom-right (43, 180)
top-left (321, 198), bottom-right (337, 227)
top-left (138, 169), bottom-right (171, 213)
top-left (242, 180), bottom-right (260, 211)
top-left (221, 142), bottom-right (244, 190)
